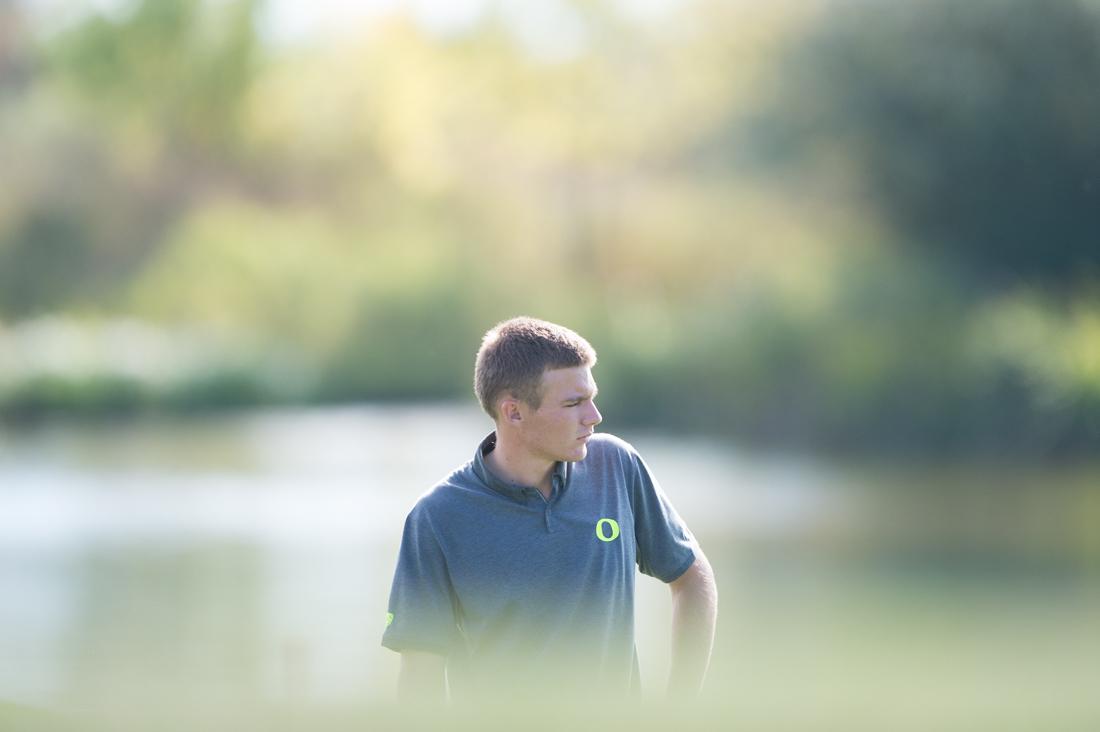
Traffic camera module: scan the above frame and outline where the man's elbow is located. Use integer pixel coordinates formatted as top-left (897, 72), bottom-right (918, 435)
top-left (670, 550), bottom-right (717, 601)
top-left (397, 650), bottom-right (447, 701)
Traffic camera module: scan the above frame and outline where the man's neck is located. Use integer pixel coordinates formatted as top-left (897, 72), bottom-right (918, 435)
top-left (486, 432), bottom-right (555, 499)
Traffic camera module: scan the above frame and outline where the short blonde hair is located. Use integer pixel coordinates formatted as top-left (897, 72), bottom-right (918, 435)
top-left (474, 317), bottom-right (597, 419)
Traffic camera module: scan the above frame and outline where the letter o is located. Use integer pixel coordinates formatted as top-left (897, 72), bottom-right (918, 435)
top-left (596, 518), bottom-right (620, 542)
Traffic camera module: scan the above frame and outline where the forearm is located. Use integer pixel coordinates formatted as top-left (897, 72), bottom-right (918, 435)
top-left (667, 552), bottom-right (718, 696)
top-left (397, 651), bottom-right (447, 701)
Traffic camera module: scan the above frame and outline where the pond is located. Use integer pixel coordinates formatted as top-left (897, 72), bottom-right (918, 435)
top-left (1, 404), bottom-right (1097, 727)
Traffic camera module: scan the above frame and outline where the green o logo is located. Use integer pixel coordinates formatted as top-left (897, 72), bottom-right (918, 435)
top-left (596, 518), bottom-right (620, 542)
top-left (385, 612), bottom-right (394, 628)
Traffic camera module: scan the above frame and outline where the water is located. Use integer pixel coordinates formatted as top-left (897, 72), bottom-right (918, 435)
top-left (1, 404), bottom-right (1098, 727)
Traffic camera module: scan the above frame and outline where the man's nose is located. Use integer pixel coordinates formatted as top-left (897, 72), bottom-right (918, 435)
top-left (584, 401), bottom-right (602, 426)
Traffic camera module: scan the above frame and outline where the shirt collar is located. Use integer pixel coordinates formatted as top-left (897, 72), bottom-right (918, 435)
top-left (472, 431), bottom-right (570, 501)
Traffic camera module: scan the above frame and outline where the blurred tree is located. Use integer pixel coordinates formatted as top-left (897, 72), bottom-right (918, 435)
top-left (0, 205), bottom-right (93, 314)
top-left (2, 0), bottom-right (1093, 454)
top-left (50, 0), bottom-right (259, 157)
top-left (0, 0), bottom-right (33, 96)
top-left (0, 0), bottom-right (263, 317)
top-left (764, 0), bottom-right (1100, 292)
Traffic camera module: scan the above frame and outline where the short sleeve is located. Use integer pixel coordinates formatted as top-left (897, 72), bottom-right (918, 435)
top-left (381, 501), bottom-right (460, 655)
top-left (629, 450), bottom-right (697, 583)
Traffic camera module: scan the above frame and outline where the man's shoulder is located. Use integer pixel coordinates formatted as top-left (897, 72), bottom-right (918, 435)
top-left (582, 433), bottom-right (647, 478)
top-left (406, 461), bottom-right (484, 516)
top-left (587, 431), bottom-right (640, 459)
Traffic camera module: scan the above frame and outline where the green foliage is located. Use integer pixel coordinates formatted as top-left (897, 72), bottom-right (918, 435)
top-left (2, 373), bottom-right (147, 420)
top-left (0, 205), bottom-right (93, 316)
top-left (49, 0), bottom-right (259, 154)
top-left (0, 0), bottom-right (263, 317)
top-left (767, 0), bottom-right (1100, 291)
top-left (161, 368), bottom-right (270, 411)
top-left (320, 288), bottom-right (484, 401)
top-left (2, 0), bottom-right (1098, 455)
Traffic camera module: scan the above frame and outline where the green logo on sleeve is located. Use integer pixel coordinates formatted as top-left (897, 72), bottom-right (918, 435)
top-left (386, 612), bottom-right (394, 628)
top-left (595, 518), bottom-right (620, 542)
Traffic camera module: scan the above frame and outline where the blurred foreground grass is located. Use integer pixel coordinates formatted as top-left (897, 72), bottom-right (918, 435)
top-left (5, 554), bottom-right (1097, 731)
top-left (4, 699), bottom-right (1098, 732)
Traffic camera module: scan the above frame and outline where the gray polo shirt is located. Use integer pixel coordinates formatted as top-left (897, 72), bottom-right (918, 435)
top-left (381, 431), bottom-right (696, 695)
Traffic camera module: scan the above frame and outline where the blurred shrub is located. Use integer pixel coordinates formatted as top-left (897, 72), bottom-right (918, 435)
top-left (763, 0), bottom-right (1100, 292)
top-left (1, 0), bottom-right (1098, 456)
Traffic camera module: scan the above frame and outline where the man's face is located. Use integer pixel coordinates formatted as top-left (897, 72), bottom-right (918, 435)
top-left (517, 366), bottom-right (602, 463)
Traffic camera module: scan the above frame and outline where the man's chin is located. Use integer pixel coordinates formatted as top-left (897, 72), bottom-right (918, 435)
top-left (565, 444), bottom-right (588, 462)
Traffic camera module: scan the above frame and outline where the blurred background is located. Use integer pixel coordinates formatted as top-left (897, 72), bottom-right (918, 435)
top-left (1, 0), bottom-right (1099, 728)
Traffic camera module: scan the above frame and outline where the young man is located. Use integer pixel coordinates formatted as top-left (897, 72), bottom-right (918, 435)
top-left (382, 317), bottom-right (717, 699)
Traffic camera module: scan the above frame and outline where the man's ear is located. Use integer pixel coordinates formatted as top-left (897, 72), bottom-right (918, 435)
top-left (499, 396), bottom-right (523, 424)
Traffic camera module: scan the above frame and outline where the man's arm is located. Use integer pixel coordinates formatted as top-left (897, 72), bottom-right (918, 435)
top-left (667, 551), bottom-right (718, 696)
top-left (397, 651), bottom-right (447, 700)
